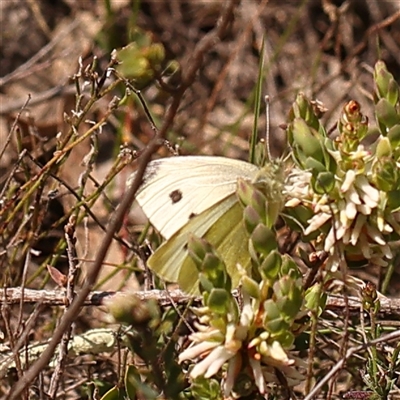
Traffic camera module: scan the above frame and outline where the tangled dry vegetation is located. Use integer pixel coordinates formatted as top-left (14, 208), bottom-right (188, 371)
top-left (0, 1), bottom-right (400, 399)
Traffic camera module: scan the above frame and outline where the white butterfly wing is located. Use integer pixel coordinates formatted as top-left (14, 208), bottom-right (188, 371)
top-left (177, 199), bottom-right (250, 293)
top-left (135, 156), bottom-right (259, 239)
top-left (148, 194), bottom-right (238, 287)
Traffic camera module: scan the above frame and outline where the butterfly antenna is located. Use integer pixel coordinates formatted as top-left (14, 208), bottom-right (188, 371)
top-left (265, 95), bottom-right (272, 162)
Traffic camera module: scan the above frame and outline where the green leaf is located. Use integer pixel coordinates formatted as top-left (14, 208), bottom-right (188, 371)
top-left (376, 98), bottom-right (400, 133)
top-left (243, 206), bottom-right (261, 234)
top-left (125, 365), bottom-right (138, 400)
top-left (387, 125), bottom-right (400, 148)
top-left (100, 386), bottom-right (125, 400)
top-left (241, 275), bottom-right (260, 298)
top-left (251, 224), bottom-right (277, 255)
top-left (263, 299), bottom-right (281, 328)
top-left (312, 171), bottom-right (335, 194)
top-left (373, 158), bottom-right (398, 191)
top-left (305, 283), bottom-right (327, 315)
top-left (260, 250), bottom-right (282, 280)
top-left (265, 316), bottom-right (289, 335)
top-left (291, 118), bottom-right (324, 164)
top-left (250, 37), bottom-right (266, 165)
top-left (190, 377), bottom-right (223, 400)
top-left (125, 365), bottom-right (158, 400)
top-left (387, 190), bottom-right (400, 211)
top-left (305, 157), bottom-right (328, 174)
top-left (280, 255), bottom-right (302, 279)
top-left (274, 330), bottom-right (295, 348)
top-left (375, 137), bottom-right (392, 158)
top-left (207, 288), bottom-right (232, 314)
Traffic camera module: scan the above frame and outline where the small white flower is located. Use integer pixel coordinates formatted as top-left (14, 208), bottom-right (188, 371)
top-left (285, 198), bottom-right (301, 207)
top-left (223, 356), bottom-right (241, 396)
top-left (349, 145), bottom-right (370, 160)
top-left (359, 233), bottom-right (371, 259)
top-left (249, 358), bottom-right (267, 394)
top-left (370, 255), bottom-right (389, 267)
top-left (350, 214), bottom-right (367, 245)
top-left (344, 200), bottom-right (357, 221)
top-left (179, 341), bottom-right (218, 364)
top-left (341, 170), bottom-right (356, 192)
top-left (355, 175), bottom-right (380, 205)
top-left (190, 345), bottom-right (237, 379)
top-left (357, 203), bottom-right (372, 215)
top-left (346, 185), bottom-right (361, 204)
top-left (262, 341), bottom-right (293, 365)
top-left (380, 244), bottom-right (393, 259)
top-left (366, 225), bottom-right (386, 245)
top-left (304, 213), bottom-right (331, 235)
top-left (239, 291), bottom-right (254, 330)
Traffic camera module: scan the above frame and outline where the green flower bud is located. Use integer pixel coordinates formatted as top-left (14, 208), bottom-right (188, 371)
top-left (290, 118), bottom-right (324, 165)
top-left (116, 43), bottom-right (151, 79)
top-left (386, 77), bottom-right (400, 107)
top-left (145, 43), bottom-right (165, 68)
top-left (374, 60), bottom-right (400, 106)
top-left (374, 60), bottom-right (391, 98)
top-left (202, 256), bottom-right (230, 291)
top-left (265, 316), bottom-right (289, 335)
top-left (275, 280), bottom-right (303, 319)
top-left (338, 100), bottom-right (369, 147)
top-left (105, 293), bottom-right (159, 327)
top-left (292, 93), bottom-right (321, 131)
top-left (265, 199), bottom-right (282, 228)
top-left (361, 281), bottom-right (379, 312)
top-left (274, 275), bottom-right (292, 297)
top-left (187, 235), bottom-right (231, 292)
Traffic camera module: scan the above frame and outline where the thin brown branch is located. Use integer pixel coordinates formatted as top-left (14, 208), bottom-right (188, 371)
top-left (1, 287), bottom-right (400, 321)
top-left (48, 216), bottom-right (79, 398)
top-left (343, 9), bottom-right (400, 68)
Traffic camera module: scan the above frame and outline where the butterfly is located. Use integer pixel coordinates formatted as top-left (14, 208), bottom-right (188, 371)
top-left (132, 155), bottom-right (283, 294)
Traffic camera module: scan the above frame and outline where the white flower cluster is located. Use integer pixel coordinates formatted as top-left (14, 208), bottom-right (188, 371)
top-left (284, 145), bottom-right (400, 270)
top-left (178, 291), bottom-right (304, 396)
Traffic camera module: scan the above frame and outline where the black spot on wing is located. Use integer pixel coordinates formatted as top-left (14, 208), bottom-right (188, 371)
top-left (189, 212), bottom-right (197, 219)
top-left (169, 189), bottom-right (183, 204)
